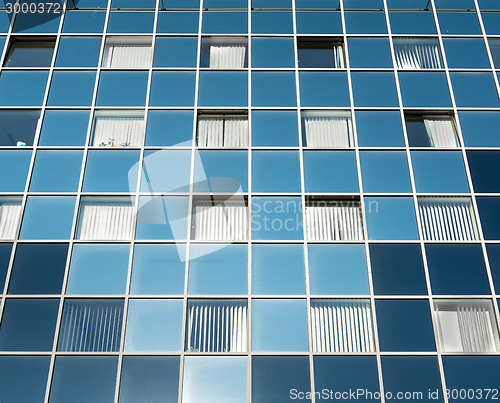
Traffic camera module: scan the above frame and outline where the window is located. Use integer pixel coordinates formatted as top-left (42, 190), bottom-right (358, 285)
top-left (186, 299), bottom-right (247, 352)
top-left (297, 38), bottom-right (345, 68)
top-left (310, 299), bottom-right (374, 353)
top-left (0, 197), bottom-right (22, 240)
top-left (393, 38), bottom-right (443, 69)
top-left (102, 37), bottom-right (153, 68)
top-left (305, 198), bottom-right (364, 241)
top-left (302, 110), bottom-right (353, 148)
top-left (197, 112), bottom-right (248, 147)
top-left (91, 110), bottom-right (145, 147)
top-left (418, 197), bottom-right (478, 241)
top-left (76, 197), bottom-right (135, 240)
top-left (58, 299), bottom-right (124, 352)
top-left (201, 37), bottom-right (247, 68)
top-left (489, 39), bottom-right (500, 68)
top-left (405, 114), bottom-right (459, 147)
top-left (0, 110), bottom-right (40, 146)
top-left (191, 197), bottom-right (248, 241)
top-left (4, 37), bottom-right (55, 67)
top-left (434, 300), bottom-right (500, 353)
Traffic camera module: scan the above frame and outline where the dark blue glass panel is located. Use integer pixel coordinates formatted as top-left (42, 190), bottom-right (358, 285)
top-left (376, 300), bottom-right (436, 352)
top-left (202, 11), bottom-right (248, 34)
top-left (476, 197), bottom-right (500, 240)
top-left (252, 151), bottom-right (301, 193)
top-left (141, 150), bottom-right (191, 193)
top-left (459, 112), bottom-right (500, 147)
top-left (487, 244), bottom-right (500, 294)
top-left (252, 197), bottom-right (303, 240)
top-left (348, 37), bottom-right (393, 68)
top-left (39, 110), bottom-right (90, 146)
top-left (0, 71), bottom-right (48, 106)
top-left (251, 37), bottom-right (295, 68)
top-left (355, 111), bottom-right (405, 147)
top-left (55, 37), bottom-right (102, 67)
top-left (467, 151), bottom-right (500, 193)
top-left (149, 72), bottom-right (196, 107)
top-left (4, 39), bottom-right (54, 67)
top-left (370, 244), bottom-right (427, 295)
top-left (145, 110), bottom-right (193, 147)
top-left (252, 111), bottom-right (299, 147)
top-left (48, 71), bottom-right (96, 106)
top-left (298, 42), bottom-right (343, 68)
top-left (107, 12), bottom-right (154, 33)
top-left (9, 243), bottom-right (67, 295)
top-left (13, 12), bottom-right (61, 33)
top-left (0, 110), bottom-right (39, 146)
top-left (194, 150), bottom-right (248, 192)
top-left (438, 11), bottom-right (481, 34)
top-left (299, 72), bottom-right (349, 107)
top-left (345, 11), bottom-right (387, 34)
top-left (399, 72), bottom-right (451, 108)
top-left (153, 37), bottom-right (198, 67)
top-left (0, 150), bottom-right (31, 192)
top-left (30, 150), bottom-right (83, 192)
top-left (450, 73), bottom-right (500, 108)
top-left (387, 0), bottom-right (430, 9)
top-left (426, 244), bottom-right (490, 295)
top-left (198, 72), bottom-right (248, 107)
top-left (156, 11), bottom-right (199, 34)
top-left (296, 11), bottom-right (342, 34)
top-left (0, 299), bottom-right (59, 351)
top-left (444, 38), bottom-right (490, 69)
top-left (389, 12), bottom-right (437, 34)
top-left (251, 11), bottom-right (293, 34)
top-left (62, 11), bottom-right (106, 33)
top-left (252, 72), bottom-right (296, 107)
top-left (351, 72), bottom-right (398, 107)
top-left (96, 72), bottom-right (148, 107)
top-left (0, 243), bottom-right (11, 292)
top-left (360, 151), bottom-right (411, 193)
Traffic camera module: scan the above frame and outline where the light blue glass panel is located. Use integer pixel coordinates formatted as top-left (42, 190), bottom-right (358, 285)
top-left (29, 150), bottom-right (83, 192)
top-left (252, 244), bottom-right (306, 295)
top-left (252, 72), bottom-right (296, 107)
top-left (141, 150), bottom-right (191, 192)
top-left (252, 151), bottom-right (301, 193)
top-left (55, 37), bottom-right (102, 67)
top-left (345, 11), bottom-right (388, 34)
top-left (411, 151), bottom-right (469, 193)
top-left (296, 11), bottom-right (342, 34)
top-left (145, 110), bottom-right (193, 147)
top-left (251, 37), bottom-right (295, 67)
top-left (252, 197), bottom-right (303, 240)
top-left (154, 37), bottom-right (198, 67)
top-left (48, 71), bottom-right (96, 107)
top-left (0, 71), bottom-right (48, 106)
top-left (450, 73), bottom-right (500, 108)
top-left (399, 72), bottom-right (452, 108)
top-left (13, 12), bottom-right (61, 33)
top-left (444, 38), bottom-right (490, 69)
top-left (83, 150), bottom-right (140, 193)
top-left (202, 11), bottom-right (248, 34)
top-left (360, 151), bottom-right (411, 193)
top-left (67, 244), bottom-right (129, 295)
top-left (136, 196), bottom-right (189, 240)
top-left (96, 72), bottom-right (148, 107)
top-left (351, 72), bottom-right (398, 107)
top-left (252, 111), bottom-right (298, 147)
top-left (459, 112), bottom-right (500, 147)
top-left (107, 12), bottom-right (154, 33)
top-left (438, 11), bottom-right (481, 34)
top-left (348, 37), bottom-right (393, 68)
top-left (365, 197), bottom-right (419, 240)
top-left (308, 244), bottom-right (369, 295)
top-left (130, 244), bottom-right (185, 295)
top-left (183, 357), bottom-right (247, 403)
top-left (188, 244), bottom-right (247, 295)
top-left (62, 11), bottom-right (106, 33)
top-left (198, 72), bottom-right (248, 107)
top-left (389, 12), bottom-right (437, 34)
top-left (0, 150), bottom-right (32, 192)
top-left (303, 151), bottom-right (359, 193)
top-left (149, 72), bottom-right (196, 107)
top-left (251, 11), bottom-right (293, 34)
top-left (252, 299), bottom-right (308, 352)
top-left (124, 299), bottom-right (183, 352)
top-left (20, 196), bottom-right (76, 240)
top-left (355, 111), bottom-right (405, 147)
top-left (156, 11), bottom-right (199, 34)
top-left (39, 110), bottom-right (90, 146)
top-left (299, 72), bottom-right (349, 107)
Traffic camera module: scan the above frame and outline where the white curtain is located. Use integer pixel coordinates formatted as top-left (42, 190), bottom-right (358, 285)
top-left (394, 40), bottom-right (442, 69)
top-left (78, 201), bottom-right (135, 240)
top-left (186, 300), bottom-right (247, 353)
top-left (198, 116), bottom-right (248, 148)
top-left (418, 198), bottom-right (477, 241)
top-left (209, 45), bottom-right (246, 69)
top-left (102, 42), bottom-right (152, 69)
top-left (0, 202), bottom-right (22, 240)
top-left (436, 301), bottom-right (498, 353)
top-left (58, 300), bottom-right (123, 352)
top-left (304, 116), bottom-right (353, 148)
top-left (306, 203), bottom-right (363, 241)
top-left (193, 203), bottom-right (248, 241)
top-left (92, 113), bottom-right (145, 147)
top-left (333, 44), bottom-right (345, 68)
top-left (310, 300), bottom-right (374, 353)
top-left (423, 117), bottom-right (458, 147)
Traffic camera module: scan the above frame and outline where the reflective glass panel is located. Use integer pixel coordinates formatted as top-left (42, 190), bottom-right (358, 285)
top-left (360, 151), bottom-right (411, 193)
top-left (351, 72), bottom-right (398, 107)
top-left (39, 110), bottom-right (90, 146)
top-left (466, 151), bottom-right (500, 193)
top-left (149, 72), bottom-right (196, 107)
top-left (355, 111), bottom-right (405, 147)
top-left (450, 73), bottom-right (500, 108)
top-left (96, 71), bottom-right (148, 107)
top-left (0, 150), bottom-right (31, 192)
top-left (252, 151), bottom-right (301, 193)
top-left (251, 37), bottom-right (295, 68)
top-left (55, 37), bottom-right (102, 67)
top-left (29, 150), bottom-right (83, 192)
top-left (251, 111), bottom-right (299, 147)
top-left (252, 72), bottom-right (297, 107)
top-left (145, 110), bottom-right (193, 147)
top-left (251, 197), bottom-right (303, 240)
top-left (299, 72), bottom-right (350, 107)
top-left (198, 72), bottom-right (248, 107)
top-left (0, 110), bottom-right (39, 146)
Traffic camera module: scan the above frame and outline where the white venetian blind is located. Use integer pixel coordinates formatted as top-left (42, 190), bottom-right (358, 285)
top-left (0, 200), bottom-right (22, 240)
top-left (310, 300), bottom-right (374, 353)
top-left (102, 37), bottom-right (152, 69)
top-left (58, 299), bottom-right (123, 352)
top-left (303, 114), bottom-right (353, 148)
top-left (197, 115), bottom-right (249, 148)
top-left (423, 117), bottom-right (459, 148)
top-left (306, 201), bottom-right (364, 241)
top-left (333, 43), bottom-right (345, 68)
top-left (209, 45), bottom-right (246, 69)
top-left (92, 111), bottom-right (145, 147)
top-left (418, 197), bottom-right (477, 241)
top-left (193, 201), bottom-right (248, 241)
top-left (436, 301), bottom-right (499, 353)
top-left (186, 300), bottom-right (247, 353)
top-left (77, 199), bottom-right (135, 240)
top-left (394, 39), bottom-right (443, 69)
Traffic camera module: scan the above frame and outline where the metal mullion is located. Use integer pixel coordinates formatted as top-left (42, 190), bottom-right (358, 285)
top-left (247, 0), bottom-right (252, 401)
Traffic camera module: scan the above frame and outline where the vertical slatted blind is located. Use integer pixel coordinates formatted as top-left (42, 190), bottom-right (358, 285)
top-left (58, 299), bottom-right (123, 352)
top-left (310, 300), bottom-right (374, 353)
top-left (418, 197), bottom-right (477, 241)
top-left (92, 112), bottom-right (145, 147)
top-left (306, 201), bottom-right (364, 241)
top-left (102, 39), bottom-right (152, 68)
top-left (303, 115), bottom-right (353, 148)
top-left (186, 300), bottom-right (247, 352)
top-left (394, 39), bottom-right (443, 69)
top-left (193, 202), bottom-right (248, 241)
top-left (209, 45), bottom-right (246, 68)
top-left (332, 44), bottom-right (345, 68)
top-left (423, 117), bottom-right (458, 147)
top-left (197, 115), bottom-right (249, 147)
top-left (0, 201), bottom-right (22, 240)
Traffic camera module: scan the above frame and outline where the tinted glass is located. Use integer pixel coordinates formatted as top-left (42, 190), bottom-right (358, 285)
top-left (107, 12), bottom-right (154, 33)
top-left (145, 110), bottom-right (193, 147)
top-left (299, 72), bottom-right (350, 107)
top-left (62, 11), bottom-right (107, 33)
top-left (251, 111), bottom-right (299, 147)
top-left (355, 111), bottom-right (405, 147)
top-left (477, 197), bottom-right (500, 240)
top-left (153, 37), bottom-right (197, 68)
top-left (0, 110), bottom-right (40, 146)
top-left (251, 11), bottom-right (293, 34)
top-left (96, 71), bottom-right (149, 107)
top-left (48, 71), bottom-right (96, 107)
top-left (29, 150), bottom-right (83, 192)
top-left (0, 71), bottom-right (49, 106)
top-left (141, 150), bottom-right (190, 193)
top-left (0, 243), bottom-right (11, 292)
top-left (0, 150), bottom-right (31, 191)
top-left (296, 11), bottom-right (342, 34)
top-left (149, 72), bottom-right (196, 107)
top-left (39, 110), bottom-right (90, 146)
top-left (467, 151), bottom-right (500, 193)
top-left (55, 37), bottom-right (102, 67)
top-left (444, 38), bottom-right (490, 69)
top-left (193, 150), bottom-right (247, 192)
top-left (389, 12), bottom-right (437, 34)
top-left (252, 151), bottom-right (301, 193)
top-left (252, 37), bottom-right (295, 68)
top-left (398, 72), bottom-right (451, 108)
top-left (438, 11), bottom-right (481, 34)
top-left (459, 112), bottom-right (500, 148)
top-left (451, 73), bottom-right (500, 108)
top-left (252, 72), bottom-right (297, 107)
top-left (360, 151), bottom-right (411, 193)
top-left (351, 72), bottom-right (399, 107)
top-left (348, 37), bottom-right (392, 68)
top-left (345, 11), bottom-right (387, 34)
top-left (202, 11), bottom-right (248, 33)
top-left (252, 197), bottom-right (303, 240)
top-left (4, 39), bottom-right (55, 67)
top-left (198, 72), bottom-right (247, 107)
top-left (156, 11), bottom-right (199, 34)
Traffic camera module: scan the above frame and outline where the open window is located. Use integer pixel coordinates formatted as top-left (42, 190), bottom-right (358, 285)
top-left (4, 37), bottom-right (56, 67)
top-left (0, 110), bottom-right (40, 147)
top-left (0, 197), bottom-right (22, 240)
top-left (297, 38), bottom-right (345, 68)
top-left (200, 37), bottom-right (247, 69)
top-left (393, 38), bottom-right (443, 69)
top-left (197, 111), bottom-right (248, 148)
top-left (91, 110), bottom-right (145, 147)
top-left (102, 36), bottom-right (153, 68)
top-left (405, 114), bottom-right (459, 147)
top-left (302, 110), bottom-right (353, 148)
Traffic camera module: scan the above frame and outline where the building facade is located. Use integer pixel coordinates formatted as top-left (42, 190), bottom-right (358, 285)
top-left (0, 0), bottom-right (500, 401)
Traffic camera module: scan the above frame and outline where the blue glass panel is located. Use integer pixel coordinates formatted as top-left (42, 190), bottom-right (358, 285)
top-left (376, 299), bottom-right (436, 352)
top-left (360, 151), bottom-right (411, 193)
top-left (459, 111), bottom-right (500, 147)
top-left (20, 196), bottom-right (76, 240)
top-left (296, 11), bottom-right (342, 34)
top-left (194, 150), bottom-right (248, 192)
top-left (435, 0), bottom-right (475, 9)
top-left (252, 111), bottom-right (299, 147)
top-left (149, 71), bottom-right (196, 107)
top-left (389, 12), bottom-right (437, 34)
top-left (0, 150), bottom-right (32, 192)
top-left (68, 0), bottom-right (107, 7)
top-left (0, 243), bottom-right (11, 292)
top-left (96, 71), bottom-right (148, 107)
top-left (351, 72), bottom-right (398, 107)
top-left (482, 12), bottom-right (500, 34)
top-left (344, 0), bottom-right (384, 8)
top-left (348, 37), bottom-right (393, 68)
top-left (107, 12), bottom-right (154, 33)
top-left (252, 72), bottom-right (296, 107)
top-left (156, 11), bottom-right (199, 34)
top-left (252, 299), bottom-right (308, 351)
top-left (205, 0), bottom-right (247, 7)
top-left (9, 243), bottom-right (67, 295)
top-left (251, 11), bottom-right (293, 34)
top-left (55, 37), bottom-right (102, 67)
top-left (365, 197), bottom-right (419, 240)
top-left (355, 111), bottom-right (405, 147)
top-left (13, 12), bottom-right (61, 33)
top-left (4, 39), bottom-right (54, 67)
top-left (438, 11), bottom-right (481, 34)
top-left (303, 151), bottom-right (359, 193)
top-left (479, 0), bottom-right (500, 9)
top-left (252, 0), bottom-right (292, 7)
top-left (0, 71), bottom-right (48, 106)
top-left (444, 38), bottom-right (490, 69)
top-left (29, 150), bottom-right (83, 192)
top-left (154, 37), bottom-right (198, 67)
top-left (125, 299), bottom-right (183, 352)
top-left (251, 37), bottom-right (295, 68)
top-left (0, 299), bottom-right (59, 351)
top-left (112, 0), bottom-right (156, 7)
top-left (295, 0), bottom-right (337, 7)
top-left (308, 244), bottom-right (369, 295)
top-left (252, 244), bottom-right (306, 295)
top-left (387, 0), bottom-right (431, 9)
top-left (141, 150), bottom-right (191, 192)
top-left (252, 151), bottom-right (301, 193)
top-left (48, 71), bottom-right (96, 106)
top-left (67, 244), bottom-right (130, 295)
top-left (467, 151), bottom-right (500, 193)
top-left (198, 72), bottom-right (247, 107)
top-left (450, 73), bottom-right (500, 108)
top-left (62, 11), bottom-right (106, 33)
top-left (252, 197), bottom-right (303, 240)
top-left (345, 11), bottom-right (388, 34)
top-left (130, 244), bottom-right (185, 295)
top-left (487, 244), bottom-right (500, 295)
top-left (299, 72), bottom-right (349, 107)
top-left (202, 11), bottom-right (247, 34)
top-left (188, 244), bottom-right (247, 295)
top-left (477, 197), bottom-right (500, 240)
top-left (39, 110), bottom-right (90, 146)
top-left (83, 150), bottom-right (140, 192)
top-left (0, 110), bottom-right (39, 146)
top-left (399, 72), bottom-right (451, 108)
top-left (411, 151), bottom-right (469, 193)
top-left (426, 244), bottom-right (490, 295)
top-left (145, 110), bottom-right (193, 147)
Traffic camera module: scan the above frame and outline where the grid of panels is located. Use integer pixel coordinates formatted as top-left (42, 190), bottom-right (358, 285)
top-left (1, 0), bottom-right (500, 402)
